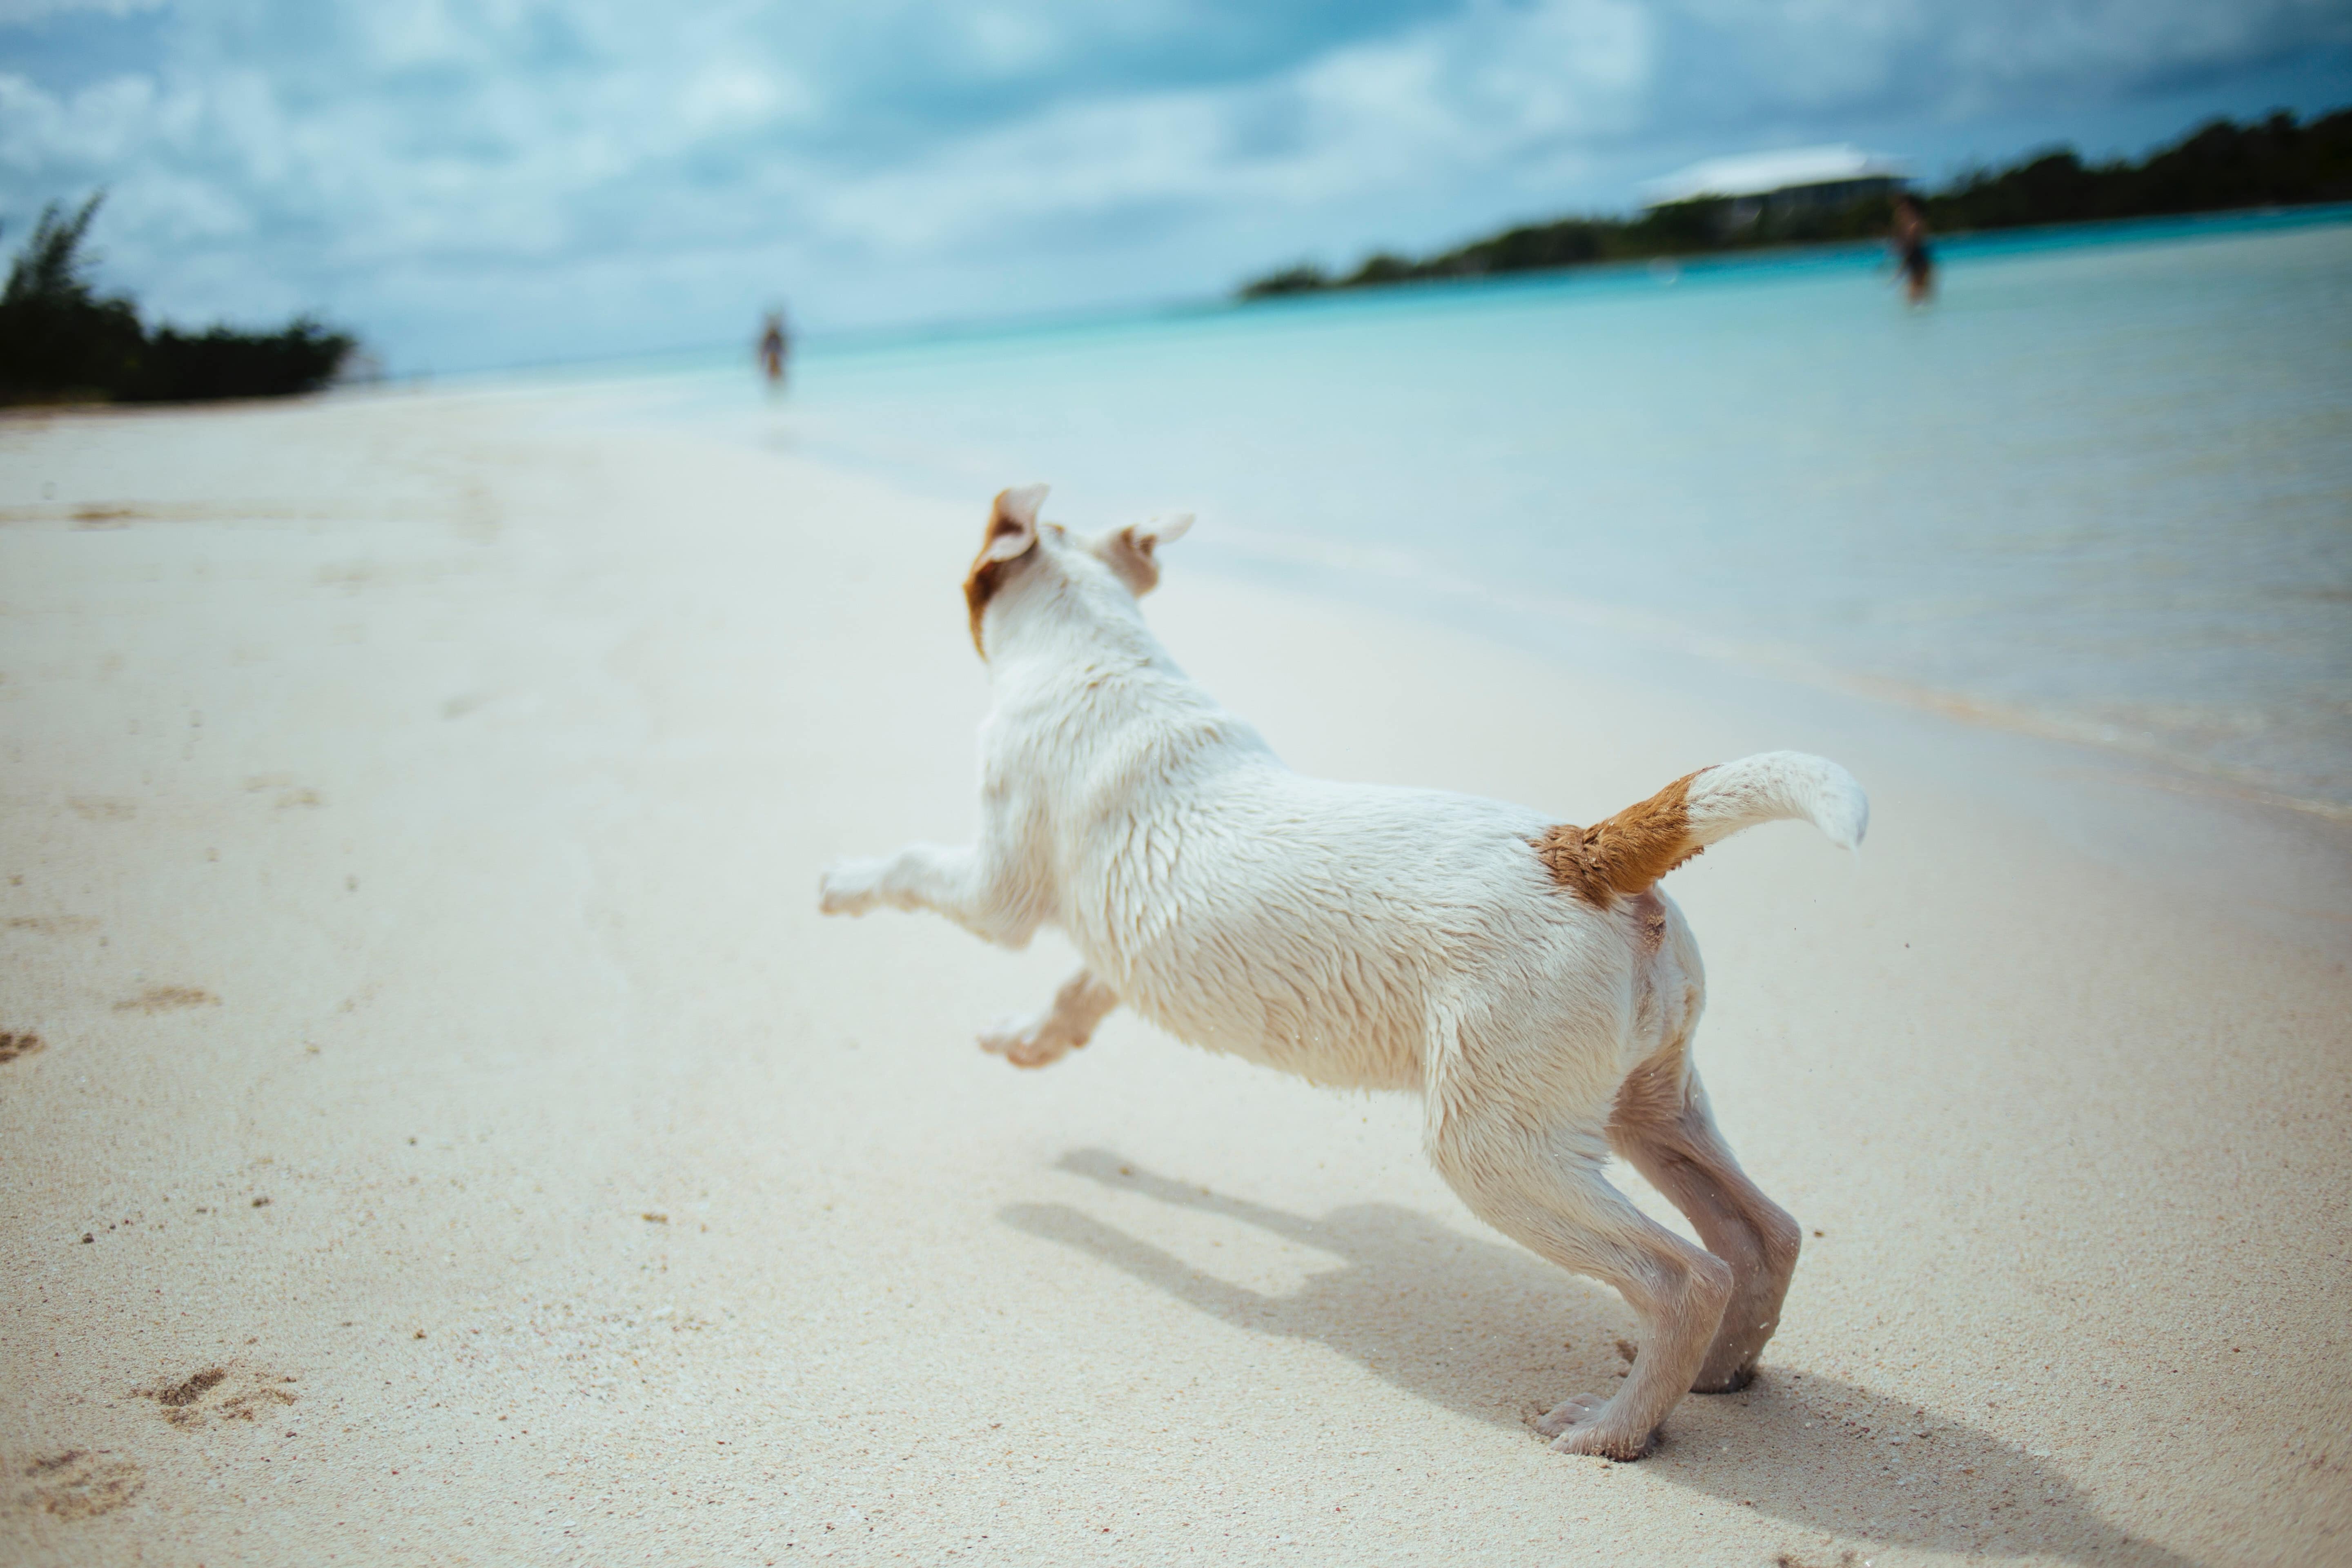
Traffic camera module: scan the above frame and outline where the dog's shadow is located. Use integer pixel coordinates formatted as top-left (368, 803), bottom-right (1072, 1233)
top-left (1002, 1149), bottom-right (2192, 1567)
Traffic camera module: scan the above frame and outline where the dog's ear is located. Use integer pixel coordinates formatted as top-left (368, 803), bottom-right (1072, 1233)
top-left (981, 483), bottom-right (1049, 564)
top-left (965, 484), bottom-right (1049, 657)
top-left (1094, 512), bottom-right (1193, 596)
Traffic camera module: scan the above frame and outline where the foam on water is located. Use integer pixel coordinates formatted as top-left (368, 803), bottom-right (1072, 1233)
top-left (606, 209), bottom-right (2352, 815)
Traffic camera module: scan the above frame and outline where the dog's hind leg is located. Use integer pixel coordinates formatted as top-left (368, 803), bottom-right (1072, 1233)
top-left (1426, 1099), bottom-right (1732, 1459)
top-left (1607, 1056), bottom-right (1802, 1393)
top-left (978, 968), bottom-right (1118, 1070)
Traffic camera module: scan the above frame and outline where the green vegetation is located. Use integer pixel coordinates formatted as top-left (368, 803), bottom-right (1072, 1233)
top-left (1241, 106), bottom-right (2352, 299)
top-left (0, 194), bottom-right (356, 405)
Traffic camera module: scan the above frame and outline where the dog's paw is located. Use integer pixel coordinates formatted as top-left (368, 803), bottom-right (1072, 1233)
top-left (1690, 1362), bottom-right (1757, 1395)
top-left (1533, 1393), bottom-right (1604, 1441)
top-left (1537, 1394), bottom-right (1658, 1461)
top-left (978, 1014), bottom-right (1082, 1070)
top-left (818, 860), bottom-right (885, 916)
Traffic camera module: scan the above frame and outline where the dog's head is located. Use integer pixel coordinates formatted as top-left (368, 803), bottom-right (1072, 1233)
top-left (962, 483), bottom-right (1192, 658)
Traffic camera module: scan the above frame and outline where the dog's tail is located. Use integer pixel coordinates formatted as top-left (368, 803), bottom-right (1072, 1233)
top-left (1531, 751), bottom-right (1868, 904)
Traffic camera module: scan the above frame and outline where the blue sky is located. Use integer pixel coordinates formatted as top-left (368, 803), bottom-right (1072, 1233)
top-left (4, 0), bottom-right (2348, 373)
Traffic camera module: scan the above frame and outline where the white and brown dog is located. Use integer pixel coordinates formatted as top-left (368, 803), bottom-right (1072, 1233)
top-left (819, 484), bottom-right (1867, 1459)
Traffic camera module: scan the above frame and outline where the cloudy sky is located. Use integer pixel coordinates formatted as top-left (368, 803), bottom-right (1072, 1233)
top-left (4, 0), bottom-right (2348, 372)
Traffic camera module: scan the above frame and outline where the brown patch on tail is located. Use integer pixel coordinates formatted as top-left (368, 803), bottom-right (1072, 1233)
top-left (1531, 769), bottom-right (1712, 905)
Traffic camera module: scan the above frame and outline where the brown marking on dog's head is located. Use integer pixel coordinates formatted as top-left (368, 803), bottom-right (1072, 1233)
top-left (1530, 768), bottom-right (1713, 905)
top-left (963, 483), bottom-right (1049, 656)
top-left (1089, 513), bottom-right (1193, 598)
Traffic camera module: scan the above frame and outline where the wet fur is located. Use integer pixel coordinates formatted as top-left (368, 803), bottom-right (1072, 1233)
top-left (822, 485), bottom-right (1867, 1460)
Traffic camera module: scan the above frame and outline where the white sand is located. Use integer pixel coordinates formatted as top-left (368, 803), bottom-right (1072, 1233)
top-left (2, 390), bottom-right (2347, 1567)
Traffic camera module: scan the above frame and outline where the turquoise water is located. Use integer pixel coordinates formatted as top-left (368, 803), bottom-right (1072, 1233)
top-left (613, 209), bottom-right (2352, 814)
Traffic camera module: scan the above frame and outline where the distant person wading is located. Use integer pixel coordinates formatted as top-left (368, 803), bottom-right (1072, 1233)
top-left (1891, 192), bottom-right (1935, 305)
top-left (758, 310), bottom-right (791, 392)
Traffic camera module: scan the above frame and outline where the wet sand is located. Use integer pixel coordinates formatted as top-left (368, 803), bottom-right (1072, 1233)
top-left (1, 389), bottom-right (2347, 1566)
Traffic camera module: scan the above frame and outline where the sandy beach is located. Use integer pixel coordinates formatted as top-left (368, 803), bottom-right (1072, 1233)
top-left (2, 388), bottom-right (2347, 1567)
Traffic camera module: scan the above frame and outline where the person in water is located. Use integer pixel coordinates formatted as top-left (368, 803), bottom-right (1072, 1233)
top-left (757, 310), bottom-right (791, 391)
top-left (1890, 192), bottom-right (1935, 305)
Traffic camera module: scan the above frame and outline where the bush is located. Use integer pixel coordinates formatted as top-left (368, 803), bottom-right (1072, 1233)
top-left (0, 196), bottom-right (146, 401)
top-left (128, 318), bottom-right (355, 403)
top-left (1238, 105), bottom-right (2352, 300)
top-left (0, 192), bottom-right (357, 405)
top-left (1238, 262), bottom-right (1332, 299)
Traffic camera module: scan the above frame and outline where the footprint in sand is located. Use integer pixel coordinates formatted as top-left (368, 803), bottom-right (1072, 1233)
top-left (5, 916), bottom-right (100, 935)
top-left (136, 1365), bottom-right (298, 1430)
top-left (0, 1032), bottom-right (43, 1064)
top-left (112, 988), bottom-right (219, 1014)
top-left (241, 775), bottom-right (323, 810)
top-left (10, 1449), bottom-right (145, 1520)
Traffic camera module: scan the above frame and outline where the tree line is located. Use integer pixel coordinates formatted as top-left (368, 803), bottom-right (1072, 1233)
top-left (1240, 105), bottom-right (2352, 299)
top-left (0, 194), bottom-right (356, 406)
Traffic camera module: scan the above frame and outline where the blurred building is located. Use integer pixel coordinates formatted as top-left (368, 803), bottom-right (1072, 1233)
top-left (1641, 145), bottom-right (1911, 230)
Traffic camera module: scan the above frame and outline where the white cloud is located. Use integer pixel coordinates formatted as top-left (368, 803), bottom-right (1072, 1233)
top-left (0, 71), bottom-right (163, 170)
top-left (962, 8), bottom-right (1062, 76)
top-left (813, 0), bottom-right (1667, 256)
top-left (0, 0), bottom-right (160, 22)
top-left (1, 0), bottom-right (2344, 368)
top-left (680, 61), bottom-right (813, 134)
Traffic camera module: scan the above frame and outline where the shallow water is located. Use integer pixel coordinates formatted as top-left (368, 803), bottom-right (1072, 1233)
top-left (611, 209), bottom-right (2352, 814)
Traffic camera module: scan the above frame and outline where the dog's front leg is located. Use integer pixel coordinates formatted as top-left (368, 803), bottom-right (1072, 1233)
top-left (979, 968), bottom-right (1118, 1070)
top-left (818, 841), bottom-right (1045, 948)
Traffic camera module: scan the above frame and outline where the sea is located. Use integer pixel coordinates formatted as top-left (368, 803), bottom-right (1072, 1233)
top-left (551, 207), bottom-right (2352, 819)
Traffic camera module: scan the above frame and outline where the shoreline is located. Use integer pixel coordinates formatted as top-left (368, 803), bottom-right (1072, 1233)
top-left (539, 215), bottom-right (2352, 833)
top-left (1176, 530), bottom-right (2352, 951)
top-left (1207, 523), bottom-right (2352, 824)
top-left (2, 389), bottom-right (2347, 1566)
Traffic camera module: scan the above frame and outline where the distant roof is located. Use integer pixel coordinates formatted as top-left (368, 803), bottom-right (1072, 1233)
top-left (1641, 145), bottom-right (1911, 206)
